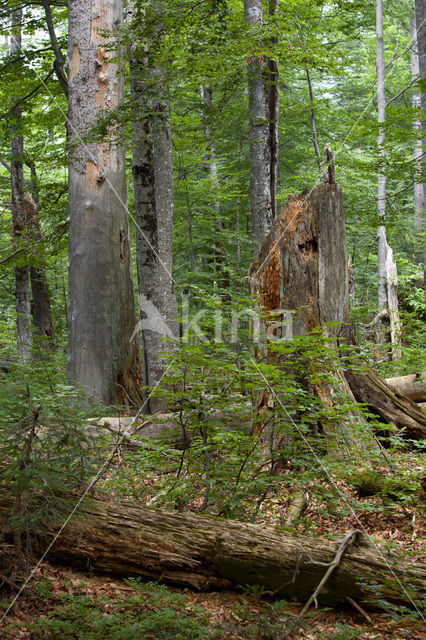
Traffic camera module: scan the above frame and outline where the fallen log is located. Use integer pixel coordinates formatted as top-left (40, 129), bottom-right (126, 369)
top-left (346, 369), bottom-right (426, 440)
top-left (384, 373), bottom-right (426, 403)
top-left (14, 496), bottom-right (425, 608)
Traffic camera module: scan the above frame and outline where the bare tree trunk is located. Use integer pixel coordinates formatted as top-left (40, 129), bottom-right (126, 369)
top-left (244, 0), bottom-right (278, 249)
top-left (12, 496), bottom-right (425, 608)
top-left (128, 1), bottom-right (177, 412)
top-left (376, 0), bottom-right (388, 313)
top-left (414, 0), bottom-right (426, 305)
top-left (67, 0), bottom-right (142, 406)
top-left (200, 86), bottom-right (229, 291)
top-left (376, 0), bottom-right (402, 359)
top-left (411, 15), bottom-right (425, 240)
top-left (10, 7), bottom-right (31, 362)
top-left (268, 0), bottom-right (279, 220)
top-left (26, 164), bottom-right (55, 356)
top-left (306, 68), bottom-right (326, 178)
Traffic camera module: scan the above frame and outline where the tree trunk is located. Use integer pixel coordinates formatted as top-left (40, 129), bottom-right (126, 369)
top-left (201, 85), bottom-right (229, 291)
top-left (376, 0), bottom-right (387, 313)
top-left (244, 0), bottom-right (278, 249)
top-left (67, 0), bottom-right (142, 406)
top-left (414, 0), bottom-right (426, 305)
top-left (10, 7), bottom-right (32, 362)
top-left (13, 496), bottom-right (425, 608)
top-left (128, 1), bottom-right (177, 413)
top-left (346, 368), bottom-right (426, 440)
top-left (376, 0), bottom-right (402, 358)
top-left (411, 15), bottom-right (425, 241)
top-left (384, 372), bottom-right (426, 402)
top-left (249, 185), bottom-right (426, 442)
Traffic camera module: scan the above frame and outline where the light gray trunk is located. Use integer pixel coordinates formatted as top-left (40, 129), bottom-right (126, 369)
top-left (67, 0), bottom-right (142, 405)
top-left (244, 0), bottom-right (277, 249)
top-left (10, 7), bottom-right (32, 362)
top-left (128, 2), bottom-right (177, 413)
top-left (376, 0), bottom-right (387, 312)
top-left (414, 0), bottom-right (426, 305)
top-left (411, 15), bottom-right (425, 238)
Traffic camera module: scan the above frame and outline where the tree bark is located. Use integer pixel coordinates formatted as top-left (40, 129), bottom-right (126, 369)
top-left (10, 6), bottom-right (32, 362)
top-left (376, 0), bottom-right (387, 313)
top-left (25, 166), bottom-right (55, 356)
top-left (411, 15), bottom-right (425, 241)
top-left (249, 185), bottom-right (426, 442)
top-left (13, 496), bottom-right (425, 608)
top-left (128, 1), bottom-right (177, 413)
top-left (346, 368), bottom-right (426, 440)
top-left (201, 85), bottom-right (229, 291)
top-left (384, 372), bottom-right (426, 403)
top-left (414, 0), bottom-right (426, 305)
top-left (67, 0), bottom-right (142, 405)
top-left (244, 0), bottom-right (278, 249)
top-left (375, 1), bottom-right (402, 358)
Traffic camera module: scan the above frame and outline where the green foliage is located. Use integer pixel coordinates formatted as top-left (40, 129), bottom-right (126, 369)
top-left (0, 356), bottom-right (97, 549)
top-left (29, 581), bottom-right (220, 640)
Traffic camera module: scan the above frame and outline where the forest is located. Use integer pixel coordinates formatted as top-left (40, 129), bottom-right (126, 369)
top-left (0, 0), bottom-right (425, 638)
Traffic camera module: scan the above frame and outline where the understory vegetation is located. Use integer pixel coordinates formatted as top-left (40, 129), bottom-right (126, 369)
top-left (0, 0), bottom-right (426, 637)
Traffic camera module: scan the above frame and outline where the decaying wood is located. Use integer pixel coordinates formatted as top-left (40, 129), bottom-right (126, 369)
top-left (283, 490), bottom-right (307, 526)
top-left (6, 496), bottom-right (424, 608)
top-left (346, 369), bottom-right (426, 440)
top-left (384, 373), bottom-right (426, 403)
top-left (249, 185), bottom-right (426, 442)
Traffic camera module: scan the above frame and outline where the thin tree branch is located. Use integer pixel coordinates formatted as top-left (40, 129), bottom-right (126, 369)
top-left (0, 71), bottom-right (54, 121)
top-left (41, 0), bottom-right (68, 97)
top-left (386, 75), bottom-right (420, 106)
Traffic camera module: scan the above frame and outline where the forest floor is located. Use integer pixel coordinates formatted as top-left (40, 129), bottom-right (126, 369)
top-left (1, 560), bottom-right (424, 640)
top-left (1, 450), bottom-right (425, 639)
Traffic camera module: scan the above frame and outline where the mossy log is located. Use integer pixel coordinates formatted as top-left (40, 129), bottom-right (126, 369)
top-left (16, 496), bottom-right (426, 608)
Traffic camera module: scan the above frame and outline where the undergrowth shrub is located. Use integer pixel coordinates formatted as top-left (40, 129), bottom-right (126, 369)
top-left (0, 355), bottom-right (98, 554)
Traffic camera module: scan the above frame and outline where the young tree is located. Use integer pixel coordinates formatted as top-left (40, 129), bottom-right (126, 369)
top-left (67, 0), bottom-right (142, 405)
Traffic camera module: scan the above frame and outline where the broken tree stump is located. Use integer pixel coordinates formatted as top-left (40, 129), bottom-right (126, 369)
top-left (4, 496), bottom-right (424, 608)
top-left (249, 184), bottom-right (426, 441)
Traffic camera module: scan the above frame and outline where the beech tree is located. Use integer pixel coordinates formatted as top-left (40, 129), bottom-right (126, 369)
top-left (128, 1), bottom-right (177, 412)
top-left (414, 0), bottom-right (426, 303)
top-left (67, 0), bottom-right (141, 405)
top-left (10, 6), bottom-right (31, 361)
top-left (244, 0), bottom-right (279, 249)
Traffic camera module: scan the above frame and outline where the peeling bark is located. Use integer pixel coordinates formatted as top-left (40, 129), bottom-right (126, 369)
top-left (67, 0), bottom-right (142, 405)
